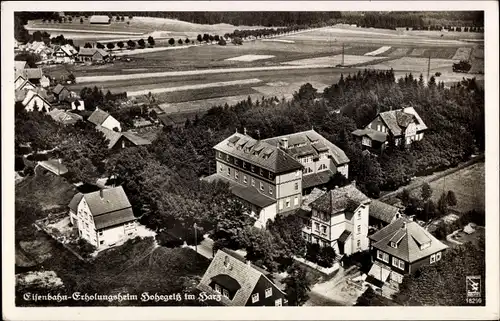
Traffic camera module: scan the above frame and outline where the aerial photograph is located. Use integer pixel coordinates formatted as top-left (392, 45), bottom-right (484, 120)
top-left (11, 9), bottom-right (488, 309)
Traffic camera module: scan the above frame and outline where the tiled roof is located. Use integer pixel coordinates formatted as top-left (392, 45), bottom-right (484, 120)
top-left (378, 107), bottom-right (427, 136)
top-left (96, 125), bottom-right (122, 149)
top-left (69, 193), bottom-right (84, 212)
top-left (204, 174), bottom-right (275, 208)
top-left (300, 187), bottom-right (326, 212)
top-left (369, 200), bottom-right (400, 224)
top-left (52, 84), bottom-right (68, 95)
top-left (78, 48), bottom-right (109, 57)
top-left (59, 44), bottom-right (78, 56)
top-left (214, 132), bottom-right (302, 174)
top-left (93, 207), bottom-right (136, 229)
top-left (302, 170), bottom-right (333, 190)
top-left (352, 128), bottom-right (388, 142)
top-left (338, 230), bottom-right (351, 242)
top-left (122, 132), bottom-right (152, 146)
top-left (369, 217), bottom-right (448, 262)
top-left (311, 183), bottom-right (370, 214)
top-left (21, 90), bottom-right (52, 109)
top-left (263, 129), bottom-right (350, 166)
top-left (198, 249), bottom-right (284, 306)
top-left (83, 186), bottom-right (132, 216)
top-left (15, 61), bottom-right (27, 70)
top-left (17, 68), bottom-right (43, 80)
top-left (88, 109), bottom-right (111, 126)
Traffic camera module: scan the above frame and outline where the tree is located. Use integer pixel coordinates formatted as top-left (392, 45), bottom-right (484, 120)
top-left (147, 36), bottom-right (155, 47)
top-left (80, 17), bottom-right (84, 24)
top-left (202, 34), bottom-right (210, 43)
top-left (197, 34), bottom-right (202, 43)
top-left (177, 38), bottom-right (183, 45)
top-left (117, 41), bottom-right (124, 50)
top-left (283, 263), bottom-right (311, 306)
top-left (185, 38), bottom-right (190, 44)
top-left (168, 38), bottom-right (175, 46)
top-left (138, 39), bottom-right (146, 48)
top-left (400, 189), bottom-right (411, 206)
top-left (446, 190), bottom-right (457, 206)
top-left (218, 39), bottom-right (227, 46)
top-left (127, 40), bottom-right (136, 49)
top-left (96, 42), bottom-right (105, 49)
top-left (84, 42), bottom-right (92, 48)
top-left (212, 197), bottom-right (253, 249)
top-left (293, 83), bottom-right (317, 102)
top-left (243, 227), bottom-right (279, 272)
top-left (437, 192), bottom-right (448, 215)
top-left (129, 15), bottom-right (133, 20)
top-left (421, 182), bottom-right (433, 201)
top-left (106, 42), bottom-right (115, 51)
top-left (355, 286), bottom-right (394, 306)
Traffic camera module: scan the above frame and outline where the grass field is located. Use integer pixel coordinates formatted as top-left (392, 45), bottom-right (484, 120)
top-left (411, 161), bottom-right (485, 214)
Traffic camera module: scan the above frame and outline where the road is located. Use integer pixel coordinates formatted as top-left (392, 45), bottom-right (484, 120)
top-left (185, 237), bottom-right (214, 259)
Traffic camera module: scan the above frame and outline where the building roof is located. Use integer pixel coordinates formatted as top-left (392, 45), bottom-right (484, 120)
top-left (204, 174), bottom-right (276, 208)
top-left (69, 193), bottom-right (84, 212)
top-left (56, 44), bottom-right (78, 56)
top-left (21, 89), bottom-right (52, 109)
top-left (88, 109), bottom-right (111, 126)
top-left (378, 107), bottom-right (427, 136)
top-left (369, 217), bottom-right (448, 262)
top-left (214, 132), bottom-right (303, 174)
top-left (15, 61), bottom-right (27, 70)
top-left (78, 48), bottom-right (109, 57)
top-left (352, 128), bottom-right (388, 143)
top-left (263, 129), bottom-right (350, 166)
top-left (82, 186), bottom-right (132, 217)
top-left (93, 207), bottom-right (136, 229)
top-left (38, 159), bottom-right (68, 176)
top-left (16, 79), bottom-right (36, 91)
top-left (48, 108), bottom-right (83, 125)
top-left (89, 15), bottom-right (111, 23)
top-left (96, 125), bottom-right (123, 149)
top-left (311, 182), bottom-right (370, 214)
top-left (52, 84), bottom-right (69, 95)
top-left (122, 132), bottom-right (152, 146)
top-left (300, 187), bottom-right (326, 212)
top-left (369, 200), bottom-right (400, 224)
top-left (17, 68), bottom-right (43, 80)
top-left (198, 249), bottom-right (284, 306)
top-left (338, 230), bottom-right (351, 243)
top-left (302, 170), bottom-right (333, 190)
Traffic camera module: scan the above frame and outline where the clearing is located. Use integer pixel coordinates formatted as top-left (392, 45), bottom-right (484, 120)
top-left (364, 46), bottom-right (392, 56)
top-left (282, 54), bottom-right (386, 67)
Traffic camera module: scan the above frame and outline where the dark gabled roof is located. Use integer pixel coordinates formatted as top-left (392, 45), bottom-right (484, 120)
top-left (377, 107), bottom-right (427, 136)
top-left (52, 84), bottom-right (68, 95)
top-left (300, 187), bottom-right (326, 212)
top-left (88, 109), bottom-right (111, 126)
top-left (83, 186), bottom-right (132, 216)
top-left (311, 183), bottom-right (370, 214)
top-left (68, 193), bottom-right (84, 212)
top-left (302, 170), bottom-right (333, 190)
top-left (263, 129), bottom-right (350, 165)
top-left (369, 200), bottom-right (400, 224)
top-left (122, 132), bottom-right (152, 146)
top-left (198, 249), bottom-right (285, 306)
top-left (210, 274), bottom-right (242, 293)
top-left (96, 125), bottom-right (122, 149)
top-left (352, 128), bottom-right (388, 143)
top-left (78, 48), bottom-right (109, 57)
top-left (49, 108), bottom-right (83, 125)
top-left (23, 68), bottom-right (43, 80)
top-left (93, 207), bottom-right (136, 229)
top-left (214, 132), bottom-right (302, 174)
top-left (338, 230), bottom-right (351, 243)
top-left (369, 217), bottom-right (448, 262)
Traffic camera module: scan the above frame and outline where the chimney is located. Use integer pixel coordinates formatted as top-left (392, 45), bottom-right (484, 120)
top-left (99, 189), bottom-right (104, 200)
top-left (244, 127), bottom-right (247, 136)
top-left (351, 180), bottom-right (356, 187)
top-left (280, 137), bottom-right (289, 149)
top-left (246, 260), bottom-right (251, 266)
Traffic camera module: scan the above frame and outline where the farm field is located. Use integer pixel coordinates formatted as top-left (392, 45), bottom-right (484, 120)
top-left (411, 161), bottom-right (485, 214)
top-left (282, 54), bottom-right (387, 66)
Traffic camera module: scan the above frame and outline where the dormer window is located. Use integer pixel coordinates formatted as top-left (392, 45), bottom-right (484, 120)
top-left (224, 256), bottom-right (230, 267)
top-left (420, 242), bottom-right (431, 250)
top-left (391, 241), bottom-right (397, 248)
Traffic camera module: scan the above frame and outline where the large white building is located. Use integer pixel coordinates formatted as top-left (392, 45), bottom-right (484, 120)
top-left (68, 186), bottom-right (137, 249)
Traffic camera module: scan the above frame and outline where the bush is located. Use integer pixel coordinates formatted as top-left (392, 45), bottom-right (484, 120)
top-left (76, 238), bottom-right (96, 258)
top-left (305, 243), bottom-right (336, 268)
top-left (157, 231), bottom-right (184, 248)
top-left (218, 39), bottom-right (227, 46)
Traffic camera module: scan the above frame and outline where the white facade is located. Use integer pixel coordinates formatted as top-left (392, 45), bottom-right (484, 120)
top-left (253, 202), bottom-right (278, 229)
top-left (22, 91), bottom-right (51, 112)
top-left (101, 115), bottom-right (122, 132)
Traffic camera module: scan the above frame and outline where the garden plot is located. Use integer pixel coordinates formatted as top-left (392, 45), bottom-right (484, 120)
top-left (225, 55), bottom-right (275, 62)
top-left (158, 94), bottom-right (263, 114)
top-left (388, 48), bottom-right (410, 57)
top-left (252, 81), bottom-right (329, 100)
top-left (366, 57), bottom-right (456, 73)
top-left (364, 46), bottom-right (391, 56)
top-left (282, 54), bottom-right (385, 67)
top-left (409, 48), bottom-right (427, 56)
top-left (452, 47), bottom-right (473, 61)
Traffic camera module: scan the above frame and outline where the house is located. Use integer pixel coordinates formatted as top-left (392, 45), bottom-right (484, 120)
top-left (158, 112), bottom-right (198, 129)
top-left (299, 182), bottom-right (370, 256)
top-left (88, 108), bottom-right (121, 131)
top-left (77, 48), bottom-right (110, 62)
top-left (369, 199), bottom-right (401, 228)
top-left (26, 41), bottom-right (46, 54)
top-left (52, 84), bottom-right (71, 102)
top-left (367, 217), bottom-right (448, 287)
top-left (16, 68), bottom-right (43, 86)
top-left (197, 249), bottom-right (288, 306)
top-left (89, 15), bottom-right (111, 24)
top-left (15, 77), bottom-right (36, 91)
top-left (96, 126), bottom-right (151, 150)
top-left (40, 75), bottom-right (50, 88)
top-left (53, 44), bottom-right (78, 64)
top-left (16, 89), bottom-right (52, 112)
top-left (262, 129), bottom-right (350, 194)
top-left (15, 60), bottom-right (27, 71)
top-left (352, 107), bottom-right (428, 153)
top-left (49, 108), bottom-right (83, 126)
top-left (68, 186), bottom-right (138, 249)
top-left (71, 99), bottom-right (85, 111)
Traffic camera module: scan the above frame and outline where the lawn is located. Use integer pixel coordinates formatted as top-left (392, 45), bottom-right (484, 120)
top-left (411, 161), bottom-right (485, 214)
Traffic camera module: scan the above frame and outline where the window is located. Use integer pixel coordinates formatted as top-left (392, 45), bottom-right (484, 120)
top-left (222, 289), bottom-right (229, 299)
top-left (219, 152), bottom-right (223, 158)
top-left (391, 271), bottom-right (404, 284)
top-left (294, 196), bottom-right (299, 206)
top-left (260, 182), bottom-right (264, 191)
top-left (100, 240), bottom-right (104, 245)
top-left (251, 178), bottom-right (255, 187)
top-left (269, 186), bottom-right (273, 195)
top-left (294, 182), bottom-right (299, 190)
top-left (235, 170), bottom-right (239, 179)
top-left (377, 124), bottom-right (381, 131)
top-left (285, 198), bottom-right (290, 208)
top-left (243, 161), bottom-right (247, 169)
top-left (390, 241), bottom-right (397, 248)
top-left (430, 254), bottom-right (436, 264)
top-left (275, 298), bottom-right (282, 306)
top-left (227, 167), bottom-right (231, 176)
top-left (392, 257), bottom-right (405, 270)
top-left (243, 175), bottom-right (248, 184)
top-left (268, 172), bottom-right (273, 180)
top-left (259, 168), bottom-right (264, 176)
top-left (265, 288), bottom-right (272, 298)
top-left (318, 164), bottom-right (327, 171)
top-left (357, 211), bottom-right (362, 219)
top-left (215, 284), bottom-right (222, 293)
top-left (436, 252), bottom-right (442, 261)
top-left (321, 225), bottom-right (327, 235)
top-left (219, 164), bottom-right (223, 172)
top-left (357, 225), bottom-right (361, 234)
top-left (234, 158), bottom-right (239, 165)
top-left (295, 170), bottom-right (300, 177)
top-left (251, 293), bottom-right (259, 303)
top-left (362, 136), bottom-right (372, 147)
top-left (314, 223), bottom-right (320, 232)
top-left (377, 250), bottom-right (389, 263)
top-left (357, 240), bottom-right (361, 248)
top-left (86, 223), bottom-right (89, 228)
top-left (302, 232), bottom-right (308, 240)
top-left (226, 154), bottom-right (230, 161)
top-left (251, 165), bottom-right (255, 172)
